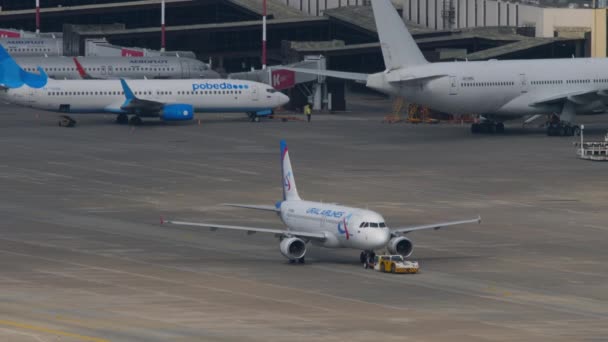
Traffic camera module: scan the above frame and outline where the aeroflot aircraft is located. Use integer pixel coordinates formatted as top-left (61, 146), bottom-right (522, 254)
top-left (0, 46), bottom-right (289, 126)
top-left (15, 56), bottom-right (219, 80)
top-left (286, 0), bottom-right (608, 136)
top-left (165, 140), bottom-right (480, 263)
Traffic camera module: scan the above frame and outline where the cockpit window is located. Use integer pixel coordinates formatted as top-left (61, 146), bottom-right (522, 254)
top-left (370, 223), bottom-right (379, 228)
top-left (266, 88), bottom-right (277, 93)
top-left (363, 222), bottom-right (369, 227)
top-left (379, 222), bottom-right (386, 228)
top-left (359, 222), bottom-right (365, 228)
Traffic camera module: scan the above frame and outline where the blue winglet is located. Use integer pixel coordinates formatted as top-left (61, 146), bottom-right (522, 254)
top-left (0, 44), bottom-right (48, 89)
top-left (120, 79), bottom-right (135, 101)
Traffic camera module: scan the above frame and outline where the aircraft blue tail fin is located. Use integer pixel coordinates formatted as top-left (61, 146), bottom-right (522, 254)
top-left (280, 140), bottom-right (301, 201)
top-left (0, 44), bottom-right (48, 89)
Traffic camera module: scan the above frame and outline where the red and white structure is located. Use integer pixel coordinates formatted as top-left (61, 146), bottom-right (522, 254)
top-left (161, 0), bottom-right (166, 52)
top-left (35, 0), bottom-right (41, 35)
top-left (262, 0), bottom-right (267, 69)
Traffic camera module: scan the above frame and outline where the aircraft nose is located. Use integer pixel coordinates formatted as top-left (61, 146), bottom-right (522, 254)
top-left (278, 92), bottom-right (290, 107)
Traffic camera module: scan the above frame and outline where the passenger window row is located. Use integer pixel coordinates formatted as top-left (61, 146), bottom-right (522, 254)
top-left (49, 91), bottom-right (125, 96)
top-left (8, 47), bottom-right (52, 52)
top-left (531, 80), bottom-right (562, 85)
top-left (462, 81), bottom-right (514, 87)
top-left (177, 90), bottom-right (243, 95)
top-left (24, 67), bottom-right (176, 72)
top-left (566, 79), bottom-right (591, 84)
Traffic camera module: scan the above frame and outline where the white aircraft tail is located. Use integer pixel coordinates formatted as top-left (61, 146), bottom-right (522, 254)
top-left (372, 0), bottom-right (428, 70)
top-left (280, 140), bottom-right (301, 201)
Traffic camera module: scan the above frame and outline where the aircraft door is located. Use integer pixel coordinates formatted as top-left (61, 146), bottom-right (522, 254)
top-left (101, 65), bottom-right (107, 75)
top-left (449, 76), bottom-right (458, 95)
top-left (180, 61), bottom-right (190, 78)
top-left (250, 84), bottom-right (259, 102)
top-left (519, 74), bottom-right (528, 93)
top-left (108, 65), bottom-right (113, 76)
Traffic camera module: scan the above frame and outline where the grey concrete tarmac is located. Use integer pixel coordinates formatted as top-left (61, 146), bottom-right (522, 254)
top-left (0, 96), bottom-right (607, 341)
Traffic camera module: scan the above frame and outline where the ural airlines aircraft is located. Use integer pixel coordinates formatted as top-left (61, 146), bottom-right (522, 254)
top-left (286, 0), bottom-right (608, 136)
top-left (0, 46), bottom-right (288, 126)
top-left (14, 56), bottom-right (219, 80)
top-left (165, 141), bottom-right (480, 263)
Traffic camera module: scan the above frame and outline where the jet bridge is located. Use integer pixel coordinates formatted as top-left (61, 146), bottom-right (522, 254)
top-left (229, 55), bottom-right (345, 111)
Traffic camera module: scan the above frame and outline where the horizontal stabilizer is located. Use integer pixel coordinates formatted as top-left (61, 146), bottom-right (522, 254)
top-left (224, 203), bottom-right (280, 212)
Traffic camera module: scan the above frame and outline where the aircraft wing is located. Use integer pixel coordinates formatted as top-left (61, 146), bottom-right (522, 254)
top-left (118, 78), bottom-right (165, 113)
top-left (391, 216), bottom-right (481, 234)
top-left (277, 67), bottom-right (369, 82)
top-left (530, 89), bottom-right (608, 107)
top-left (163, 219), bottom-right (326, 240)
top-left (224, 203), bottom-right (281, 212)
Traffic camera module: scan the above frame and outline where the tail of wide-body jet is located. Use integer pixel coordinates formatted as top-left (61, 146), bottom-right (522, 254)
top-left (372, 0), bottom-right (427, 71)
top-left (280, 140), bottom-right (301, 201)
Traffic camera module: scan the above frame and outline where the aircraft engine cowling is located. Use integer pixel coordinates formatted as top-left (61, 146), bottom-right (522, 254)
top-left (161, 104), bottom-right (194, 121)
top-left (279, 237), bottom-right (306, 260)
top-left (387, 236), bottom-right (413, 257)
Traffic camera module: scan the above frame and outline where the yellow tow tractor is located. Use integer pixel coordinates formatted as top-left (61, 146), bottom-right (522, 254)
top-left (367, 255), bottom-right (419, 274)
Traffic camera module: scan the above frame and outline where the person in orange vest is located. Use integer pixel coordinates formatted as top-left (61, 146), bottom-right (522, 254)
top-left (304, 103), bottom-right (312, 122)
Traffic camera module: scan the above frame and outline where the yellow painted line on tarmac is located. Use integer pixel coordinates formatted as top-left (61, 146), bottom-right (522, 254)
top-left (0, 320), bottom-right (109, 342)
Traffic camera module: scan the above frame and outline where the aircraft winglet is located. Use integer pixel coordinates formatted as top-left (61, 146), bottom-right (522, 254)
top-left (120, 78), bottom-right (136, 101)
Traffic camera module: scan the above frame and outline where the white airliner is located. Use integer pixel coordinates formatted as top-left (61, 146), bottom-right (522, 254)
top-left (165, 140), bottom-right (480, 264)
top-left (284, 0), bottom-right (608, 136)
top-left (14, 55), bottom-right (219, 80)
top-left (0, 46), bottom-right (289, 126)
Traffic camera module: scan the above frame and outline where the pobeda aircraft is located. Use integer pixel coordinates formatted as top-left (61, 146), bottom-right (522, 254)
top-left (284, 0), bottom-right (608, 136)
top-left (0, 46), bottom-right (289, 126)
top-left (165, 141), bottom-right (480, 264)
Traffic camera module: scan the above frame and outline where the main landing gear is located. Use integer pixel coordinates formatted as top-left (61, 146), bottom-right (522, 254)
top-left (471, 121), bottom-right (504, 134)
top-left (129, 116), bottom-right (143, 126)
top-left (247, 112), bottom-right (260, 122)
top-left (58, 115), bottom-right (76, 127)
top-left (546, 121), bottom-right (580, 136)
top-left (116, 113), bottom-right (129, 125)
top-left (361, 250), bottom-right (376, 268)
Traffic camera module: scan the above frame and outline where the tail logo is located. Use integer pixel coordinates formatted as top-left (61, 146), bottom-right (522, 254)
top-left (284, 171), bottom-right (292, 191)
top-left (337, 214), bottom-right (352, 240)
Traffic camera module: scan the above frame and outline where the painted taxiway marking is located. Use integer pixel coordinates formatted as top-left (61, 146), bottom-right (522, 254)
top-left (0, 320), bottom-right (109, 342)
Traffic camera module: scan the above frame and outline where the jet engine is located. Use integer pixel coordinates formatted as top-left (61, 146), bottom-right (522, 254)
top-left (387, 236), bottom-right (413, 257)
top-left (279, 237), bottom-right (306, 260)
top-left (161, 104), bottom-right (194, 121)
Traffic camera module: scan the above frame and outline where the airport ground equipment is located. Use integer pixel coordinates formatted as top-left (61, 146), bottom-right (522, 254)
top-left (574, 126), bottom-right (608, 161)
top-left (383, 97), bottom-right (405, 123)
top-left (366, 255), bottom-right (419, 274)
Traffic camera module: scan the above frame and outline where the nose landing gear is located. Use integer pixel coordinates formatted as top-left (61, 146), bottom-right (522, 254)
top-left (361, 250), bottom-right (376, 268)
top-left (58, 115), bottom-right (76, 127)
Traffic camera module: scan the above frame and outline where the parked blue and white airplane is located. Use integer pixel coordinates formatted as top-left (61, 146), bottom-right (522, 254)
top-left (284, 0), bottom-right (608, 136)
top-left (165, 140), bottom-right (481, 264)
top-left (0, 45), bottom-right (289, 126)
